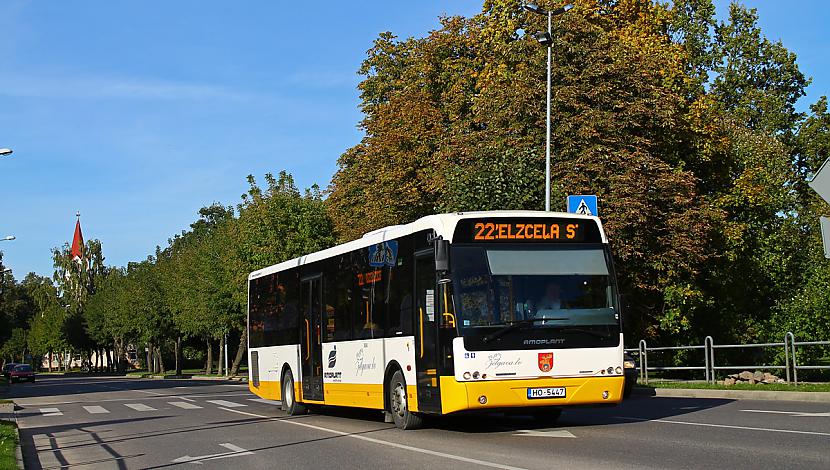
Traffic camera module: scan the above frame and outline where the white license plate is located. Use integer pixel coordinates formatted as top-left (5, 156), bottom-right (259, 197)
top-left (527, 387), bottom-right (566, 399)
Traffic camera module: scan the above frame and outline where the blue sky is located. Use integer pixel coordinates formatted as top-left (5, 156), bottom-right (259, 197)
top-left (1, 1), bottom-right (828, 278)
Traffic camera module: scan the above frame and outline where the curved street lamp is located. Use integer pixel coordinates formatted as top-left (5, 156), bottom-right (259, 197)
top-left (0, 148), bottom-right (13, 157)
top-left (523, 3), bottom-right (573, 211)
top-left (1, 235), bottom-right (15, 241)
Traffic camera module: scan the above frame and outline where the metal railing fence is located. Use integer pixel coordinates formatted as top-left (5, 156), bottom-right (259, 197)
top-left (624, 332), bottom-right (830, 385)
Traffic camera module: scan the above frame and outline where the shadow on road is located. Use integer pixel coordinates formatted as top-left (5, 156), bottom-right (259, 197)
top-left (295, 394), bottom-right (735, 434)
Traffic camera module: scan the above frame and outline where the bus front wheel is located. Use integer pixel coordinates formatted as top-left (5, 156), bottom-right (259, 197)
top-left (388, 370), bottom-right (423, 430)
top-left (282, 370), bottom-right (306, 416)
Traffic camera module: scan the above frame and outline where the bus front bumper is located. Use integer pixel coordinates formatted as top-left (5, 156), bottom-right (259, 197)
top-left (439, 375), bottom-right (624, 415)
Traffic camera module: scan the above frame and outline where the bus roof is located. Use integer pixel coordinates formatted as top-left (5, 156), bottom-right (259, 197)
top-left (248, 210), bottom-right (606, 281)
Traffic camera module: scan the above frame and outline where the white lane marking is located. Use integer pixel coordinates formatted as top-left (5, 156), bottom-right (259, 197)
top-left (124, 403), bottom-right (156, 412)
top-left (514, 429), bottom-right (576, 438)
top-left (740, 409), bottom-right (830, 417)
top-left (218, 407), bottom-right (529, 470)
top-left (248, 398), bottom-right (282, 405)
top-left (207, 400), bottom-right (246, 408)
top-left (83, 405), bottom-right (109, 414)
top-left (174, 395), bottom-right (196, 402)
top-left (171, 442), bottom-right (253, 464)
top-left (169, 401), bottom-right (203, 410)
top-left (15, 392), bottom-right (251, 407)
top-left (616, 416), bottom-right (830, 436)
top-left (40, 408), bottom-right (62, 417)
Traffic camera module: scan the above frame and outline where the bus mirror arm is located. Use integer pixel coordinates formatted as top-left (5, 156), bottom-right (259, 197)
top-left (618, 294), bottom-right (630, 326)
top-left (435, 239), bottom-right (449, 271)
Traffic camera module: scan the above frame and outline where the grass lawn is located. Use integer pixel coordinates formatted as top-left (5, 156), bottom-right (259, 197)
top-left (0, 420), bottom-right (18, 470)
top-left (640, 381), bottom-right (830, 392)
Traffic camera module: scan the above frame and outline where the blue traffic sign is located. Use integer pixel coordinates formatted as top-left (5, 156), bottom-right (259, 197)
top-left (566, 195), bottom-right (598, 216)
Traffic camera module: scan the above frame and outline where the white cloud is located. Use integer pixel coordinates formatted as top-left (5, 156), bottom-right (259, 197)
top-left (0, 74), bottom-right (255, 101)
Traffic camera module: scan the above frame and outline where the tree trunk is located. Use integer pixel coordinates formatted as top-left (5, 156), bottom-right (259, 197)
top-left (217, 336), bottom-right (225, 376)
top-left (206, 338), bottom-right (213, 375)
top-left (146, 341), bottom-right (153, 373)
top-left (230, 329), bottom-right (248, 377)
top-left (175, 336), bottom-right (182, 376)
top-left (48, 350), bottom-right (53, 372)
top-left (156, 345), bottom-right (166, 375)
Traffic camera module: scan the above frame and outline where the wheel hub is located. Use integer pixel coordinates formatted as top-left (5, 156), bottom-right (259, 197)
top-left (285, 379), bottom-right (293, 407)
top-left (391, 382), bottom-right (407, 417)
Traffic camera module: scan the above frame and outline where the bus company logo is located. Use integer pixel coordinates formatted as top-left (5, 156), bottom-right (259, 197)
top-left (368, 241), bottom-right (398, 267)
top-left (355, 347), bottom-right (377, 376)
top-left (538, 353), bottom-right (554, 372)
top-left (524, 338), bottom-right (565, 345)
top-left (484, 353), bottom-right (522, 370)
top-left (328, 346), bottom-right (337, 368)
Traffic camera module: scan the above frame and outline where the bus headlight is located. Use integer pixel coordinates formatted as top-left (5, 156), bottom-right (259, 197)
top-left (463, 371), bottom-right (471, 380)
top-left (615, 366), bottom-right (623, 374)
top-left (472, 371), bottom-right (480, 380)
top-left (606, 367), bottom-right (614, 375)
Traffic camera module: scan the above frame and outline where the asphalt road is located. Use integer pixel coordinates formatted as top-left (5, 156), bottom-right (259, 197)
top-left (4, 375), bottom-right (829, 469)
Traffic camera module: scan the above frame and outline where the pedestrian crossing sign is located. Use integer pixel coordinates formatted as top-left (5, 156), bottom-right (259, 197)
top-left (566, 195), bottom-right (598, 216)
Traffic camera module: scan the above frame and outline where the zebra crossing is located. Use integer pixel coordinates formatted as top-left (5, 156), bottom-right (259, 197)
top-left (32, 397), bottom-right (275, 417)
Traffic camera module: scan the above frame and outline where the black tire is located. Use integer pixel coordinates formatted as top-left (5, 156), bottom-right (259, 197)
top-left (388, 370), bottom-right (423, 430)
top-left (623, 379), bottom-right (633, 399)
top-left (531, 408), bottom-right (562, 423)
top-left (281, 370), bottom-right (306, 416)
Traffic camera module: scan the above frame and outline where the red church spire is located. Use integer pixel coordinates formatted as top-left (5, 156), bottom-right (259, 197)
top-left (70, 211), bottom-right (84, 261)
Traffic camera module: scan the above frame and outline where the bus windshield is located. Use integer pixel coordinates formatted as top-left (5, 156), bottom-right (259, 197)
top-left (451, 246), bottom-right (618, 330)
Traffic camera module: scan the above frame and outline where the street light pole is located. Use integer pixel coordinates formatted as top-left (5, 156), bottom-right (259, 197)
top-left (524, 3), bottom-right (572, 211)
top-left (545, 10), bottom-right (552, 212)
top-left (0, 148), bottom-right (13, 157)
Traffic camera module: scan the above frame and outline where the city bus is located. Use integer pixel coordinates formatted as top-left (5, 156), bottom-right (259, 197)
top-left (247, 211), bottom-right (624, 429)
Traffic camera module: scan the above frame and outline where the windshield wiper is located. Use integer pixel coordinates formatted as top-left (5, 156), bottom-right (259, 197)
top-left (551, 327), bottom-right (613, 339)
top-left (482, 317), bottom-right (570, 343)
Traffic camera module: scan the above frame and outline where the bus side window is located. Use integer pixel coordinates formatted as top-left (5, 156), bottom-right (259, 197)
top-left (388, 237), bottom-right (413, 336)
top-left (248, 278), bottom-right (265, 348)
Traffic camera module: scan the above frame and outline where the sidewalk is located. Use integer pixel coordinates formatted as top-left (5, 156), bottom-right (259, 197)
top-left (125, 373), bottom-right (247, 382)
top-left (633, 386), bottom-right (830, 403)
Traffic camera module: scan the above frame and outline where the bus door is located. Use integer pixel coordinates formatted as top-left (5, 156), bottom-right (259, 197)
top-left (414, 250), bottom-right (442, 413)
top-left (300, 275), bottom-right (324, 401)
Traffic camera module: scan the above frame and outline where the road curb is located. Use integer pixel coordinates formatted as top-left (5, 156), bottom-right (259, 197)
top-left (15, 424), bottom-right (23, 470)
top-left (633, 386), bottom-right (830, 402)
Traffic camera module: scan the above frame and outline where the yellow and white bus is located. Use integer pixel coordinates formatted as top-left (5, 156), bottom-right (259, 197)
top-left (247, 211), bottom-right (624, 429)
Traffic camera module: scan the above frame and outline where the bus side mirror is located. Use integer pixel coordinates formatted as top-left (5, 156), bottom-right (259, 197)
top-left (435, 239), bottom-right (449, 272)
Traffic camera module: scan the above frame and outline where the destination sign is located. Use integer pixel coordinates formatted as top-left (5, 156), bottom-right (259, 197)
top-left (454, 218), bottom-right (602, 244)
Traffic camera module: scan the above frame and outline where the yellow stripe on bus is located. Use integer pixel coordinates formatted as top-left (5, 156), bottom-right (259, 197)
top-left (249, 380), bottom-right (419, 412)
top-left (439, 375), bottom-right (625, 414)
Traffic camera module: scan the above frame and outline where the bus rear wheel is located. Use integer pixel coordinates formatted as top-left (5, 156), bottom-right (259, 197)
top-left (282, 370), bottom-right (306, 416)
top-left (388, 370), bottom-right (423, 430)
